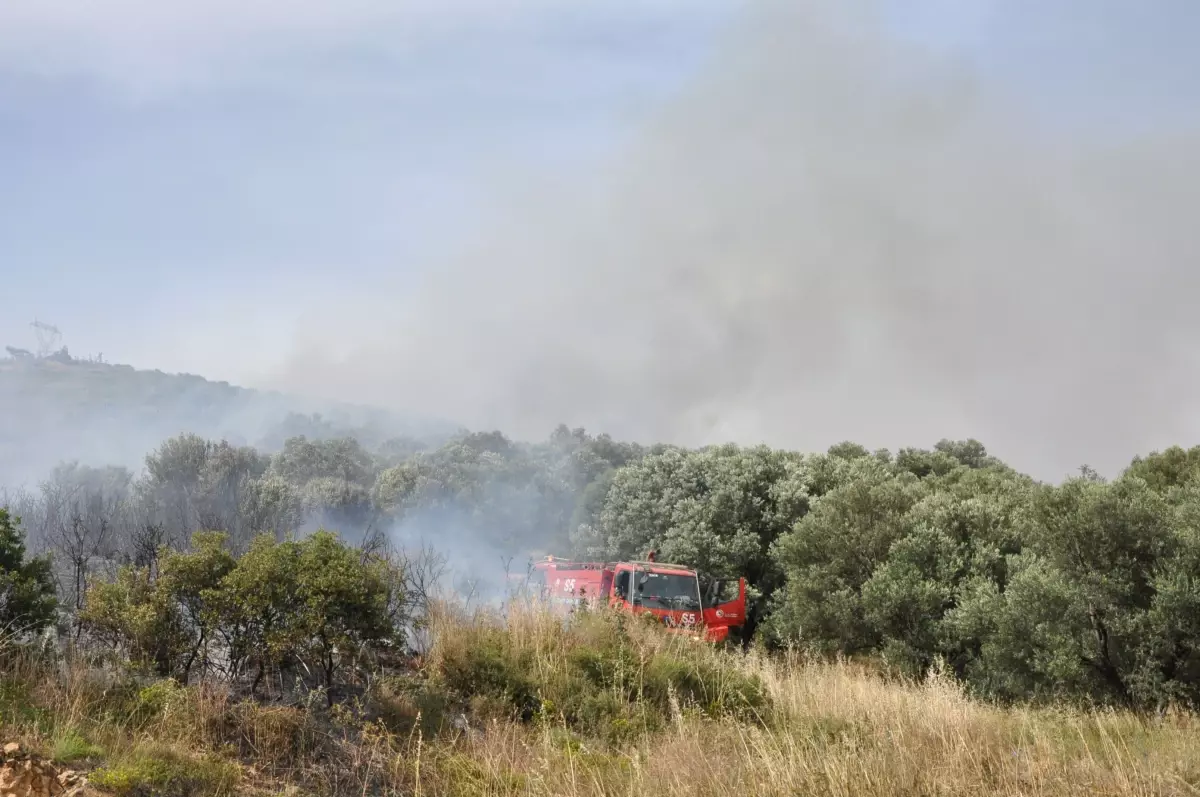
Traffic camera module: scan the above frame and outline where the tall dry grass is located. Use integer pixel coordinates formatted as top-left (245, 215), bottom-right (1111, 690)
top-left (2, 602), bottom-right (1198, 796)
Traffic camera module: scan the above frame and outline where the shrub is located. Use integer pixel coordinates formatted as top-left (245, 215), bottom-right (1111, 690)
top-left (0, 508), bottom-right (56, 637)
top-left (425, 604), bottom-right (769, 743)
top-left (89, 749), bottom-right (239, 797)
top-left (81, 529), bottom-right (400, 698)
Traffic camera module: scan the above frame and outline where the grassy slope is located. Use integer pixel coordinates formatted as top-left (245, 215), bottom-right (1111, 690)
top-left (3, 604), bottom-right (1198, 797)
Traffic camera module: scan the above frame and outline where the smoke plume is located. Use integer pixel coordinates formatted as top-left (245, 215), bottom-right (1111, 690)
top-left (268, 0), bottom-right (1200, 481)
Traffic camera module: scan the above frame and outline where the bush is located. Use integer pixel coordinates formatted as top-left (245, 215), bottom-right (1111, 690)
top-left (429, 625), bottom-right (541, 722)
top-left (426, 604), bottom-right (769, 743)
top-left (0, 508), bottom-right (56, 637)
top-left (81, 529), bottom-right (400, 697)
top-left (89, 749), bottom-right (239, 797)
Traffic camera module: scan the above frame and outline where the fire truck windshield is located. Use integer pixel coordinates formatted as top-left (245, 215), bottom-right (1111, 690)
top-left (635, 571), bottom-right (701, 611)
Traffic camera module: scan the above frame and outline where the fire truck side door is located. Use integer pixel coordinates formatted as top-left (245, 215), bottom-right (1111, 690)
top-left (612, 569), bottom-right (631, 604)
top-left (703, 577), bottom-right (747, 626)
top-left (699, 573), bottom-right (717, 609)
top-left (600, 570), bottom-right (613, 600)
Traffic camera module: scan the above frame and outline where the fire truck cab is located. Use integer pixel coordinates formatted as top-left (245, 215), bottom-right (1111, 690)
top-left (529, 554), bottom-right (747, 643)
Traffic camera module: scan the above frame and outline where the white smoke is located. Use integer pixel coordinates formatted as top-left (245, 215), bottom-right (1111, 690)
top-left (269, 1), bottom-right (1200, 480)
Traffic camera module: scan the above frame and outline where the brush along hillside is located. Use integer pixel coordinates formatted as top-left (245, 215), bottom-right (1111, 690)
top-left (6, 427), bottom-right (1200, 794)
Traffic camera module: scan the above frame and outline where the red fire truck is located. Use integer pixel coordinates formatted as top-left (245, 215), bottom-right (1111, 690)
top-left (528, 552), bottom-right (747, 643)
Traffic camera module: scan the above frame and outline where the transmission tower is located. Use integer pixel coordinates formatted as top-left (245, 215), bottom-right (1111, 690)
top-left (30, 319), bottom-right (62, 358)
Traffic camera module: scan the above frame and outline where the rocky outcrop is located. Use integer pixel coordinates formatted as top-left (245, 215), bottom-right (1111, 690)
top-left (0, 743), bottom-right (88, 797)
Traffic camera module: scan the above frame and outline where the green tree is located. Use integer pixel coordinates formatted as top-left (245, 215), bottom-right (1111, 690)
top-left (212, 530), bottom-right (397, 699)
top-left (293, 531), bottom-right (397, 702)
top-left (268, 436), bottom-right (376, 487)
top-left (1134, 493), bottom-right (1200, 707)
top-left (301, 477), bottom-right (373, 530)
top-left (767, 459), bottom-right (926, 653)
top-left (1022, 476), bottom-right (1173, 704)
top-left (0, 508), bottom-right (56, 637)
top-left (944, 475), bottom-right (1176, 707)
top-left (859, 524), bottom-right (964, 675)
top-left (826, 441), bottom-right (871, 461)
top-left (81, 564), bottom-right (188, 677)
top-left (138, 433), bottom-right (214, 539)
top-left (157, 532), bottom-right (237, 679)
top-left (195, 441), bottom-right (270, 537)
top-left (238, 476), bottom-right (303, 542)
top-left (1124, 445), bottom-right (1200, 492)
top-left (944, 552), bottom-right (1097, 703)
top-left (934, 439), bottom-right (1000, 470)
top-left (212, 533), bottom-right (304, 693)
top-left (81, 531), bottom-right (235, 680)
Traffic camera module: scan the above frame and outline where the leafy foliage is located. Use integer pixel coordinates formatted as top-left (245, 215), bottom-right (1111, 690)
top-left (89, 749), bottom-right (240, 797)
top-left (0, 508), bottom-right (56, 636)
top-left (12, 415), bottom-right (1200, 713)
top-left (82, 530), bottom-right (399, 697)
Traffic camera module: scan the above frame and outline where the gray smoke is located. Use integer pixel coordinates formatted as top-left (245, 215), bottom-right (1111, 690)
top-left (270, 0), bottom-right (1200, 481)
top-left (386, 506), bottom-right (533, 607)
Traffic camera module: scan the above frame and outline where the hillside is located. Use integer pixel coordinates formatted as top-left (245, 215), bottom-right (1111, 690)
top-left (0, 353), bottom-right (454, 490)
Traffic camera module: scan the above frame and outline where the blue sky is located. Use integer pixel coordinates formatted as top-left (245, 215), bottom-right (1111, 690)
top-left (1, 0), bottom-right (1196, 391)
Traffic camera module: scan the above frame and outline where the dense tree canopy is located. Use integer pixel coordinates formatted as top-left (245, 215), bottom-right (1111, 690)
top-left (7, 423), bottom-right (1200, 711)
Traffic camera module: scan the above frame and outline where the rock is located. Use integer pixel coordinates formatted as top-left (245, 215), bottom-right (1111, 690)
top-left (56, 769), bottom-right (86, 796)
top-left (0, 743), bottom-right (89, 797)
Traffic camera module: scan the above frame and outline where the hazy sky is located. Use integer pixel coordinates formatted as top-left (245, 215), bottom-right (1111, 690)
top-left (2, 1), bottom-right (1198, 479)
top-left (1, 1), bottom-right (733, 370)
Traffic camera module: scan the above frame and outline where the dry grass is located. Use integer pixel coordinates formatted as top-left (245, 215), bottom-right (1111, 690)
top-left (3, 604), bottom-right (1199, 796)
